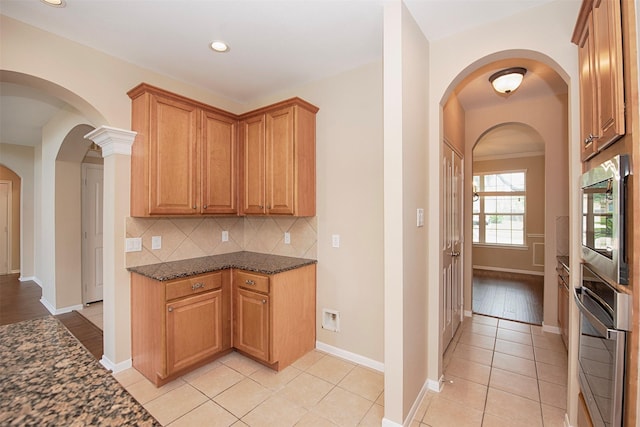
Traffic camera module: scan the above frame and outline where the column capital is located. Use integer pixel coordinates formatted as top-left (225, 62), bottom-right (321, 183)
top-left (84, 125), bottom-right (136, 157)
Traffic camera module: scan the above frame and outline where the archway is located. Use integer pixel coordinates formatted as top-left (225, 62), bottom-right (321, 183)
top-left (0, 71), bottom-right (107, 312)
top-left (471, 122), bottom-right (547, 325)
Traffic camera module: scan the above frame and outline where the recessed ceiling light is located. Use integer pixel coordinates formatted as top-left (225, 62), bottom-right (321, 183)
top-left (40, 0), bottom-right (66, 7)
top-left (210, 40), bottom-right (230, 53)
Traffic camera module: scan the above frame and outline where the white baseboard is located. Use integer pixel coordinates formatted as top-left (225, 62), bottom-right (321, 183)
top-left (473, 265), bottom-right (544, 277)
top-left (40, 297), bottom-right (83, 316)
top-left (427, 376), bottom-right (443, 392)
top-left (101, 356), bottom-right (132, 374)
top-left (381, 418), bottom-right (403, 427)
top-left (10, 269), bottom-right (20, 274)
top-left (315, 341), bottom-right (384, 373)
top-left (20, 276), bottom-right (42, 287)
top-left (464, 310), bottom-right (473, 317)
top-left (542, 323), bottom-right (561, 334)
top-left (40, 297), bottom-right (56, 315)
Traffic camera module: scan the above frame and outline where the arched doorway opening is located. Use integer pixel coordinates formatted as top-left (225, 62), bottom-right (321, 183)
top-left (0, 71), bottom-right (107, 317)
top-left (438, 52), bottom-right (569, 359)
top-left (471, 123), bottom-right (546, 325)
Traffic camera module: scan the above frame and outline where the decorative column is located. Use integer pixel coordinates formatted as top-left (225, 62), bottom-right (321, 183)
top-left (84, 126), bottom-right (136, 372)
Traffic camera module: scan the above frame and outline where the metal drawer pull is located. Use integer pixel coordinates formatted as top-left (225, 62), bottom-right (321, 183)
top-left (168, 306), bottom-right (173, 312)
top-left (245, 280), bottom-right (256, 285)
top-left (192, 282), bottom-right (205, 290)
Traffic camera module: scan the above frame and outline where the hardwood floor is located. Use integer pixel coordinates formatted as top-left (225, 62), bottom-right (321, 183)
top-left (0, 273), bottom-right (103, 359)
top-left (472, 269), bottom-right (544, 325)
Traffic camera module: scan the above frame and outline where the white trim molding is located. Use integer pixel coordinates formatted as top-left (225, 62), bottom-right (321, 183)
top-left (315, 341), bottom-right (384, 372)
top-left (100, 356), bottom-right (132, 374)
top-left (542, 323), bottom-right (561, 335)
top-left (84, 126), bottom-right (136, 157)
top-left (40, 298), bottom-right (83, 315)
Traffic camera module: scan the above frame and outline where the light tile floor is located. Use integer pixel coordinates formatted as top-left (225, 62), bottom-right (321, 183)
top-left (411, 314), bottom-right (568, 427)
top-left (113, 350), bottom-right (385, 426)
top-left (100, 312), bottom-right (567, 426)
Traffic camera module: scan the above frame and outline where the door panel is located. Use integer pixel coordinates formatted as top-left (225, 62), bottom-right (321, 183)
top-left (441, 144), bottom-right (463, 352)
top-left (82, 165), bottom-right (103, 304)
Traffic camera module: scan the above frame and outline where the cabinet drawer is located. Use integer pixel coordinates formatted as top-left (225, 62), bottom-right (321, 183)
top-left (235, 271), bottom-right (269, 293)
top-left (165, 272), bottom-right (222, 301)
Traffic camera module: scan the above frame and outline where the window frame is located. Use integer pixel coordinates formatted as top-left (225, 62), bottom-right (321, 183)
top-left (472, 169), bottom-right (527, 248)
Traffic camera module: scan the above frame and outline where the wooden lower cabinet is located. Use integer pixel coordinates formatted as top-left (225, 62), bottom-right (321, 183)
top-left (131, 263), bottom-right (316, 385)
top-left (233, 264), bottom-right (316, 370)
top-left (131, 270), bottom-right (232, 386)
top-left (234, 288), bottom-right (270, 361)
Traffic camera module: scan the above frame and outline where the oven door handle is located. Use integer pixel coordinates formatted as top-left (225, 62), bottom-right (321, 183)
top-left (574, 287), bottom-right (613, 338)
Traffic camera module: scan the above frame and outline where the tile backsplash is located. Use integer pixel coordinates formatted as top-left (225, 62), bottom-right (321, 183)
top-left (125, 216), bottom-right (317, 268)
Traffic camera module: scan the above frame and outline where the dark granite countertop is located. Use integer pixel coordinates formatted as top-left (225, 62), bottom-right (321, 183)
top-left (127, 251), bottom-right (317, 281)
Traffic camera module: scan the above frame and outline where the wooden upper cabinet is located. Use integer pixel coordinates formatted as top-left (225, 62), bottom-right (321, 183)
top-left (240, 114), bottom-right (267, 215)
top-left (201, 109), bottom-right (238, 214)
top-left (592, 0), bottom-right (624, 147)
top-left (129, 83), bottom-right (317, 217)
top-left (128, 83), bottom-right (238, 216)
top-left (573, 0), bottom-right (625, 161)
top-left (239, 99), bottom-right (318, 216)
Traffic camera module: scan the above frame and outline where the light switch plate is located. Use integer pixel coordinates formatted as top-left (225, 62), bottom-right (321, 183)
top-left (151, 236), bottom-right (162, 250)
top-left (125, 237), bottom-right (142, 252)
top-left (221, 231), bottom-right (229, 242)
top-left (417, 208), bottom-right (424, 227)
top-left (332, 234), bottom-right (340, 248)
top-left (284, 232), bottom-right (291, 244)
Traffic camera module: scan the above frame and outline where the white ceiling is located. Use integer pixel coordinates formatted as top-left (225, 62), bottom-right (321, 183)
top-left (0, 0), bottom-right (565, 149)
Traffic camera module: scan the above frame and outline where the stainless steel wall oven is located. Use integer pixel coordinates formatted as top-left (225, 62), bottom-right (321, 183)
top-left (580, 154), bottom-right (630, 285)
top-left (575, 263), bottom-right (630, 427)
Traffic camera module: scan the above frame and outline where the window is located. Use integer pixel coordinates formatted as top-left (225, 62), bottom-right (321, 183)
top-left (472, 171), bottom-right (526, 246)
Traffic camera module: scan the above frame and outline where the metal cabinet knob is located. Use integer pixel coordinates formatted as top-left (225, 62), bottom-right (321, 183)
top-left (203, 205), bottom-right (208, 209)
top-left (168, 306), bottom-right (173, 312)
top-left (245, 279), bottom-right (255, 285)
top-left (261, 300), bottom-right (267, 304)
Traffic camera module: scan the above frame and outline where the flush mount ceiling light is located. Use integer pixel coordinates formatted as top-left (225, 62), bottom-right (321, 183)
top-left (40, 0), bottom-right (66, 7)
top-left (210, 40), bottom-right (230, 53)
top-left (489, 67), bottom-right (527, 94)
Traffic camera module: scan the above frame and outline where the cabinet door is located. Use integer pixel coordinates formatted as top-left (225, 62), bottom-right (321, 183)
top-left (241, 115), bottom-right (266, 214)
top-left (266, 107), bottom-right (295, 215)
top-left (234, 288), bottom-right (270, 361)
top-left (202, 110), bottom-right (238, 214)
top-left (578, 15), bottom-right (598, 161)
top-left (166, 290), bottom-right (222, 375)
top-left (149, 94), bottom-right (199, 214)
top-left (593, 0), bottom-right (624, 149)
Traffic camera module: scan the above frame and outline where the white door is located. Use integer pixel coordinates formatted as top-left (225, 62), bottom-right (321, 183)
top-left (0, 181), bottom-right (10, 275)
top-left (441, 144), bottom-right (463, 351)
top-left (82, 164), bottom-right (104, 304)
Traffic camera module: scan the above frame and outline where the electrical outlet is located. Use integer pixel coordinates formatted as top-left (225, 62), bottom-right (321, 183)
top-left (417, 208), bottom-right (424, 227)
top-left (222, 231), bottom-right (229, 242)
top-left (125, 237), bottom-right (142, 252)
top-left (284, 232), bottom-right (291, 244)
top-left (332, 234), bottom-right (340, 248)
top-left (151, 236), bottom-right (162, 250)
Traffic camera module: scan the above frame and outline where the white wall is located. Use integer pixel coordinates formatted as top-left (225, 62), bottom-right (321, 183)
top-left (382, 2), bottom-right (430, 424)
top-left (0, 143), bottom-right (35, 278)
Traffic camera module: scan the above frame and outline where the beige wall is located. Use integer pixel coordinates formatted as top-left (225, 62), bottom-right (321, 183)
top-left (443, 93), bottom-right (465, 154)
top-left (0, 143), bottom-right (34, 277)
top-left (472, 155), bottom-right (545, 274)
top-left (0, 165), bottom-right (20, 272)
top-left (54, 161), bottom-right (82, 308)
